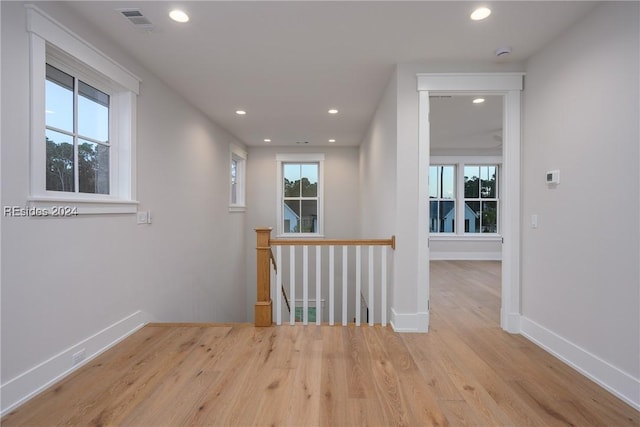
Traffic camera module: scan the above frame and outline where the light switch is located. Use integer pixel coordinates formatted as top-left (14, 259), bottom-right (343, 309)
top-left (531, 214), bottom-right (538, 229)
top-left (137, 211), bottom-right (148, 224)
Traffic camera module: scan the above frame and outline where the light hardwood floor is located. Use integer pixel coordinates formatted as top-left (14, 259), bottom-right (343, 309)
top-left (2, 261), bottom-right (638, 426)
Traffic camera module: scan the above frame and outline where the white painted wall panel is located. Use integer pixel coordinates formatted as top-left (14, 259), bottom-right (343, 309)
top-left (522, 1), bottom-right (639, 382)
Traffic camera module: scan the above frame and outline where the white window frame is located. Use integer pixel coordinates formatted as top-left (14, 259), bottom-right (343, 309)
top-left (429, 156), bottom-right (502, 239)
top-left (276, 153), bottom-right (324, 237)
top-left (429, 164), bottom-right (457, 234)
top-left (462, 163), bottom-right (500, 235)
top-left (26, 5), bottom-right (140, 214)
top-left (229, 144), bottom-right (247, 212)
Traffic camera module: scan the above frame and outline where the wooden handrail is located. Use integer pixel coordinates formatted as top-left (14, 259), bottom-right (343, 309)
top-left (270, 236), bottom-right (395, 250)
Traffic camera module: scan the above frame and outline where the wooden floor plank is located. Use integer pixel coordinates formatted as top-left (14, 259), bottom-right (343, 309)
top-left (2, 261), bottom-right (638, 426)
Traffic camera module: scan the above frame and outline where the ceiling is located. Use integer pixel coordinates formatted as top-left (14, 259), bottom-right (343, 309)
top-left (62, 1), bottom-right (596, 147)
top-left (430, 95), bottom-right (502, 154)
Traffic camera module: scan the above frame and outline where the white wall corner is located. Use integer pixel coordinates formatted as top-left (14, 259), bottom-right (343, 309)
top-left (0, 310), bottom-right (154, 416)
top-left (520, 317), bottom-right (640, 411)
top-left (390, 307), bottom-right (429, 333)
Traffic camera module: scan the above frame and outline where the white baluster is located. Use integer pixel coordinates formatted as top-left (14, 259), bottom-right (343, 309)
top-left (329, 245), bottom-right (335, 326)
top-left (316, 246), bottom-right (321, 325)
top-left (342, 246), bottom-right (348, 326)
top-left (276, 245), bottom-right (282, 325)
top-left (290, 246), bottom-right (295, 325)
top-left (368, 245), bottom-right (374, 326)
top-left (381, 246), bottom-right (387, 327)
top-left (355, 245), bottom-right (361, 326)
top-left (303, 245), bottom-right (309, 325)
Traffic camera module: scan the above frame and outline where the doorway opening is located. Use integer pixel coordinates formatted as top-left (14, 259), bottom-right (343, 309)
top-left (417, 73), bottom-right (523, 333)
top-left (429, 94), bottom-right (503, 328)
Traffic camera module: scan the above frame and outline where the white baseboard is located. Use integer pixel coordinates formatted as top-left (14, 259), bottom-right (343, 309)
top-left (0, 310), bottom-right (153, 416)
top-left (501, 309), bottom-right (521, 334)
top-left (520, 316), bottom-right (640, 411)
top-left (430, 251), bottom-right (502, 261)
top-left (390, 308), bottom-right (429, 333)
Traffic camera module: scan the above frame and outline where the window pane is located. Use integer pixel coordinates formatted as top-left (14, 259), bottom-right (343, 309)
top-left (465, 201), bottom-right (480, 233)
top-left (78, 140), bottom-right (109, 194)
top-left (284, 200), bottom-right (300, 233)
top-left (430, 200), bottom-right (455, 233)
top-left (78, 81), bottom-right (109, 143)
top-left (464, 166), bottom-right (480, 198)
top-left (46, 65), bottom-right (73, 133)
top-left (301, 164), bottom-right (318, 197)
top-left (46, 130), bottom-right (74, 192)
top-left (481, 166), bottom-right (497, 198)
top-left (429, 167), bottom-right (437, 198)
top-left (439, 201), bottom-right (455, 232)
top-left (482, 201), bottom-right (498, 233)
top-left (284, 164), bottom-right (301, 197)
top-left (430, 200), bottom-right (438, 232)
top-left (441, 166), bottom-right (455, 199)
top-left (301, 200), bottom-right (318, 233)
top-left (231, 159), bottom-right (238, 204)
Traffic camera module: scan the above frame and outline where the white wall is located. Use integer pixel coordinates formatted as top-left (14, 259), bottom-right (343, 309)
top-left (359, 70), bottom-right (398, 240)
top-left (1, 1), bottom-right (247, 412)
top-left (358, 70), bottom-right (398, 320)
top-left (244, 145), bottom-right (360, 321)
top-left (521, 2), bottom-right (639, 407)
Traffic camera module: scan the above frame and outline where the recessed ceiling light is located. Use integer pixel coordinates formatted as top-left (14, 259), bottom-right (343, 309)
top-left (470, 7), bottom-right (491, 21)
top-left (264, 139), bottom-right (271, 143)
top-left (169, 9), bottom-right (189, 23)
top-left (473, 98), bottom-right (485, 104)
top-left (328, 139), bottom-right (336, 143)
top-left (235, 110), bottom-right (247, 115)
top-left (328, 109), bottom-right (339, 115)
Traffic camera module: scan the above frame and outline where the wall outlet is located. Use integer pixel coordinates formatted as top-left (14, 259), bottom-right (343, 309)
top-left (71, 349), bottom-right (86, 366)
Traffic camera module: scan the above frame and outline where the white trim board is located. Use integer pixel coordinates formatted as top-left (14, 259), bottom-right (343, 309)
top-left (521, 317), bottom-right (640, 411)
top-left (0, 310), bottom-right (153, 416)
top-left (417, 72), bottom-right (524, 334)
top-left (390, 308), bottom-right (429, 333)
top-left (430, 252), bottom-right (502, 261)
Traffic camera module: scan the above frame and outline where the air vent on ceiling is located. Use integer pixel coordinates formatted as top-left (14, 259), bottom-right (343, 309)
top-left (117, 8), bottom-right (154, 30)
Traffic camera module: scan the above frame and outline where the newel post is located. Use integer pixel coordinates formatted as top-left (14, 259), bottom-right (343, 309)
top-left (255, 228), bottom-right (273, 326)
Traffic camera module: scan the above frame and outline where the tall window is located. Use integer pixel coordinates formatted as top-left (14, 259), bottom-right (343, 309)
top-left (464, 165), bottom-right (498, 233)
top-left (229, 144), bottom-right (247, 211)
top-left (276, 153), bottom-right (324, 235)
top-left (282, 163), bottom-right (319, 233)
top-left (46, 64), bottom-right (110, 194)
top-left (429, 165), bottom-right (455, 233)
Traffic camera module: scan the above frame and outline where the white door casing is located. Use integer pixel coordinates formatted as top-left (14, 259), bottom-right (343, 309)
top-left (417, 73), bottom-right (524, 333)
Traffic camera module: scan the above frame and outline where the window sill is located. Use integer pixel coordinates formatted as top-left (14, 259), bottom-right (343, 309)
top-left (229, 205), bottom-right (246, 213)
top-left (27, 197), bottom-right (138, 215)
top-left (429, 234), bottom-right (502, 242)
top-left (276, 233), bottom-right (325, 239)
